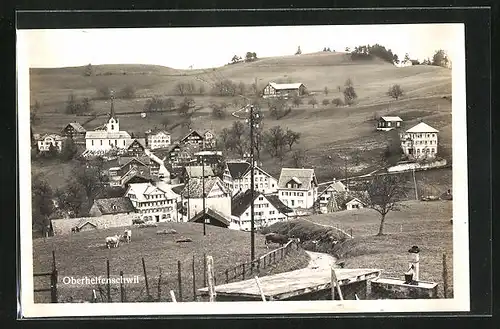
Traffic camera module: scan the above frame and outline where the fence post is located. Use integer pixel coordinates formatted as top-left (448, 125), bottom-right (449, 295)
top-left (225, 269), bottom-right (229, 283)
top-left (206, 256), bottom-right (216, 302)
top-left (203, 253), bottom-right (207, 287)
top-left (442, 253), bottom-right (448, 298)
top-left (120, 270), bottom-right (125, 302)
top-left (263, 255), bottom-right (266, 268)
top-left (50, 250), bottom-right (57, 303)
top-left (192, 255), bottom-right (196, 301)
top-left (157, 268), bottom-right (162, 302)
top-left (273, 252), bottom-right (276, 264)
top-left (177, 260), bottom-right (183, 302)
top-left (242, 263), bottom-right (246, 280)
top-left (257, 258), bottom-right (261, 274)
top-left (350, 228), bottom-right (353, 238)
top-left (106, 259), bottom-right (111, 302)
top-left (142, 257), bottom-right (150, 300)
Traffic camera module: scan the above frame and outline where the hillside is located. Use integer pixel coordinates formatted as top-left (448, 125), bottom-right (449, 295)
top-left (30, 52), bottom-right (452, 184)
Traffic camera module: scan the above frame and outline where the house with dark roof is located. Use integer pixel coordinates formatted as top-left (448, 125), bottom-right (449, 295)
top-left (180, 176), bottom-right (231, 220)
top-left (61, 122), bottom-right (86, 139)
top-left (376, 116), bottom-right (403, 131)
top-left (317, 179), bottom-right (347, 213)
top-left (182, 165), bottom-right (214, 182)
top-left (223, 160), bottom-right (278, 196)
top-left (180, 130), bottom-right (204, 148)
top-left (126, 139), bottom-right (147, 157)
top-left (108, 157), bottom-right (153, 187)
top-left (88, 197), bottom-right (136, 217)
top-left (188, 208), bottom-right (230, 228)
top-left (277, 168), bottom-right (318, 209)
top-left (230, 190), bottom-right (292, 231)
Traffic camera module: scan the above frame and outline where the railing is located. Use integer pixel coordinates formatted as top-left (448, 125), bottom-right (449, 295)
top-left (222, 239), bottom-right (298, 284)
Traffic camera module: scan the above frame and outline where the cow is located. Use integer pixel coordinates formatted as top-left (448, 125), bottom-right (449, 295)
top-left (105, 235), bottom-right (120, 249)
top-left (123, 229), bottom-right (132, 243)
top-left (71, 226), bottom-right (80, 233)
top-left (264, 233), bottom-right (291, 248)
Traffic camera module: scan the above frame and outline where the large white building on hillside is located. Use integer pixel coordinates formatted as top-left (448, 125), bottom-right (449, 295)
top-left (85, 95), bottom-right (133, 153)
top-left (400, 122), bottom-right (439, 159)
top-left (180, 176), bottom-right (231, 221)
top-left (125, 182), bottom-right (178, 222)
top-left (277, 168), bottom-right (318, 210)
top-left (223, 160), bottom-right (278, 196)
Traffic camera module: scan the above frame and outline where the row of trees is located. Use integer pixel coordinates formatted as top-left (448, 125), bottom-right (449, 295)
top-left (143, 96), bottom-right (176, 112)
top-left (174, 82), bottom-right (206, 96)
top-left (350, 44), bottom-right (400, 64)
top-left (95, 85), bottom-right (136, 100)
top-left (230, 52), bottom-right (258, 64)
top-left (65, 94), bottom-right (93, 115)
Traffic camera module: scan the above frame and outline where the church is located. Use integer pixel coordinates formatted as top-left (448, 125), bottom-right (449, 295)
top-left (85, 95), bottom-right (133, 153)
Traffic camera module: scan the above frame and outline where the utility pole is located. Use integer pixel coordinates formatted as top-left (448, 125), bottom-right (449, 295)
top-left (202, 156), bottom-right (206, 236)
top-left (187, 161), bottom-right (191, 222)
top-left (412, 168), bottom-right (419, 200)
top-left (250, 105), bottom-right (256, 261)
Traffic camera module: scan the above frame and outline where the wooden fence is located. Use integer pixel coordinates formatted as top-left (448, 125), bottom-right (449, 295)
top-left (33, 250), bottom-right (58, 303)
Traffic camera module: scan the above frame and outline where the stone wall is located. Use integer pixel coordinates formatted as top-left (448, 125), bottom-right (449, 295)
top-left (370, 278), bottom-right (438, 299)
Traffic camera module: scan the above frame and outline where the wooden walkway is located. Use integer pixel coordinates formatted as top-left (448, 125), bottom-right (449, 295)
top-left (199, 267), bottom-right (381, 301)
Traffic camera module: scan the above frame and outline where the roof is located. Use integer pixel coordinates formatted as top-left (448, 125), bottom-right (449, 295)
top-left (231, 189), bottom-right (260, 217)
top-left (278, 168), bottom-right (317, 190)
top-left (92, 197), bottom-right (136, 215)
top-left (380, 116), bottom-right (403, 122)
top-left (64, 122), bottom-right (86, 133)
top-left (126, 138), bottom-right (147, 149)
top-left (268, 82), bottom-right (304, 90)
top-left (171, 184), bottom-right (185, 195)
top-left (147, 129), bottom-right (170, 136)
top-left (180, 130), bottom-right (204, 143)
top-left (405, 122), bottom-right (439, 133)
top-left (85, 131), bottom-right (132, 139)
top-left (189, 208), bottom-right (230, 226)
top-left (118, 156), bottom-right (151, 167)
top-left (122, 168), bottom-right (153, 186)
top-left (318, 180), bottom-right (347, 196)
top-left (39, 133), bottom-right (66, 141)
top-left (265, 194), bottom-right (294, 214)
top-left (346, 197), bottom-right (365, 205)
top-left (185, 165), bottom-right (215, 178)
top-left (126, 182), bottom-right (166, 201)
top-left (181, 176), bottom-right (229, 198)
top-left (226, 162), bottom-right (251, 179)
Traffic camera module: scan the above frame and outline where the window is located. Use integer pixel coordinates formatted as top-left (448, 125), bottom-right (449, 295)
top-left (308, 192), bottom-right (311, 196)
top-left (100, 140), bottom-right (103, 145)
top-left (258, 196), bottom-right (263, 201)
top-left (123, 140), bottom-right (126, 146)
top-left (431, 148), bottom-right (435, 153)
top-left (91, 140), bottom-right (94, 146)
top-left (109, 140), bottom-right (112, 145)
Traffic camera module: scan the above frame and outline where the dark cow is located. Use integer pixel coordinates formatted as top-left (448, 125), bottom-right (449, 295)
top-left (71, 226), bottom-right (80, 233)
top-left (264, 233), bottom-right (291, 248)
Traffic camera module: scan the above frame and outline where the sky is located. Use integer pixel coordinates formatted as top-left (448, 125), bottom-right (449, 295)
top-left (21, 24), bottom-right (461, 69)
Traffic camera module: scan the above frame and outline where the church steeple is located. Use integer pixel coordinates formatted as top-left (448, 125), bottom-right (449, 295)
top-left (109, 90), bottom-right (116, 120)
top-left (106, 90), bottom-right (119, 132)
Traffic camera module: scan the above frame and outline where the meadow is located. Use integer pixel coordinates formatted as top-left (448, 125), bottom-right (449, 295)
top-left (30, 51), bottom-right (453, 186)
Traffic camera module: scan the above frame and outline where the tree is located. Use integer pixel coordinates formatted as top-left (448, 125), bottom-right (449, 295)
top-left (387, 84), bottom-right (404, 100)
top-left (324, 87), bottom-right (329, 95)
top-left (60, 138), bottom-right (77, 161)
top-left (65, 93), bottom-right (78, 114)
top-left (295, 46), bottom-right (302, 55)
top-left (291, 149), bottom-right (306, 167)
top-left (73, 160), bottom-right (103, 201)
top-left (284, 128), bottom-right (301, 150)
top-left (332, 98), bottom-right (344, 107)
top-left (175, 82), bottom-right (187, 96)
top-left (229, 121), bottom-right (248, 157)
top-left (144, 97), bottom-right (164, 112)
top-left (237, 81), bottom-right (246, 95)
top-left (364, 174), bottom-right (409, 235)
top-left (343, 79), bottom-right (357, 105)
top-left (183, 97), bottom-right (195, 108)
top-left (211, 104), bottom-right (227, 119)
top-left (121, 85), bottom-right (136, 99)
top-left (327, 47), bottom-right (331, 52)
top-left (31, 100), bottom-right (41, 125)
top-left (345, 47), bottom-right (350, 52)
top-left (231, 55), bottom-right (242, 64)
top-left (432, 49), bottom-right (449, 68)
top-left (84, 63), bottom-right (93, 76)
top-left (165, 97), bottom-right (175, 111)
top-left (263, 126), bottom-right (287, 157)
top-left (308, 98), bottom-right (318, 108)
top-left (382, 129), bottom-right (404, 166)
top-left (269, 96), bottom-right (287, 119)
top-left (252, 52), bottom-right (257, 60)
top-left (403, 53), bottom-right (411, 64)
top-left (245, 52), bottom-right (254, 62)
top-left (45, 143), bottom-right (59, 158)
top-left (32, 174), bottom-right (54, 231)
top-left (55, 180), bottom-right (89, 217)
top-left (292, 95), bottom-right (303, 107)
top-left (322, 99), bottom-right (330, 106)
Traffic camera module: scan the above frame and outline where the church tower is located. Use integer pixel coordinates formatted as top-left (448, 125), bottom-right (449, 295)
top-left (106, 91), bottom-right (119, 132)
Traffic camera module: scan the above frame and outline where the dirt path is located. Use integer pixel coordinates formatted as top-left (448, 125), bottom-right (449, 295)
top-left (305, 250), bottom-right (337, 269)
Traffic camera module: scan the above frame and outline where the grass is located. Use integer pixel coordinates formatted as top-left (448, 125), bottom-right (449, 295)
top-left (32, 222), bottom-right (308, 303)
top-left (265, 200), bottom-right (453, 298)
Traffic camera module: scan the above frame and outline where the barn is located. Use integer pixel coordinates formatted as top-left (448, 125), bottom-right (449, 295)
top-left (262, 82), bottom-right (307, 98)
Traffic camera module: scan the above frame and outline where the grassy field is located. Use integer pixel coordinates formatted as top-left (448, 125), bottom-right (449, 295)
top-left (267, 200), bottom-right (453, 298)
top-left (32, 222), bottom-right (308, 303)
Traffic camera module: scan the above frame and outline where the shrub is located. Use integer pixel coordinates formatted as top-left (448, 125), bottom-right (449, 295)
top-left (332, 98), bottom-right (344, 107)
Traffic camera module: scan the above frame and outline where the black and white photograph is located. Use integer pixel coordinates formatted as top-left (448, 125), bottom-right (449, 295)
top-left (18, 22), bottom-right (469, 317)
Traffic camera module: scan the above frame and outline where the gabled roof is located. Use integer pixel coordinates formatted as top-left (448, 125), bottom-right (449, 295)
top-left (184, 165), bottom-right (214, 178)
top-left (231, 189), bottom-right (260, 217)
top-left (118, 156), bottom-right (151, 167)
top-left (318, 180), bottom-right (347, 196)
top-left (278, 168), bottom-right (317, 190)
top-left (226, 161), bottom-right (251, 179)
top-left (126, 138), bottom-right (147, 149)
top-left (181, 177), bottom-right (229, 198)
top-left (180, 130), bottom-right (204, 143)
top-left (268, 82), bottom-right (305, 90)
top-left (346, 197), bottom-right (365, 205)
top-left (265, 194), bottom-right (293, 215)
top-left (126, 182), bottom-right (167, 201)
top-left (147, 129), bottom-right (170, 136)
top-left (92, 197), bottom-right (136, 215)
top-left (39, 133), bottom-right (66, 141)
top-left (189, 208), bottom-right (230, 226)
top-left (405, 122), bottom-right (439, 133)
top-left (121, 168), bottom-right (153, 186)
top-left (153, 182), bottom-right (180, 199)
top-left (380, 116), bottom-right (403, 122)
top-left (63, 122), bottom-right (86, 133)
top-left (85, 131), bottom-right (131, 139)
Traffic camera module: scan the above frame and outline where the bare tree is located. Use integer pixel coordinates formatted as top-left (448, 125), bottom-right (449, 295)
top-left (284, 128), bottom-right (301, 150)
top-left (308, 98), bottom-right (318, 108)
top-left (291, 149), bottom-right (306, 167)
top-left (264, 126), bottom-right (287, 157)
top-left (387, 84), bottom-right (404, 100)
top-left (364, 174), bottom-right (409, 236)
top-left (175, 82), bottom-right (187, 96)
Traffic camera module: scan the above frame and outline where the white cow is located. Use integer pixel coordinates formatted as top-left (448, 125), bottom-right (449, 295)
top-left (123, 229), bottom-right (132, 243)
top-left (105, 235), bottom-right (120, 249)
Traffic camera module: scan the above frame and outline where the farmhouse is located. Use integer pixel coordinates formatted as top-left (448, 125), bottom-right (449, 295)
top-left (89, 197), bottom-right (136, 217)
top-left (277, 168), bottom-right (318, 209)
top-left (125, 139), bottom-right (147, 157)
top-left (125, 182), bottom-right (178, 222)
top-left (376, 116), bottom-right (403, 131)
top-left (262, 82), bottom-right (307, 98)
top-left (194, 150), bottom-right (224, 169)
top-left (400, 122), bottom-right (439, 159)
top-left (317, 179), bottom-right (347, 213)
top-left (84, 96), bottom-right (133, 154)
top-left (223, 160), bottom-right (278, 196)
top-left (108, 157), bottom-right (154, 187)
top-left (146, 129), bottom-right (171, 150)
top-left (203, 130), bottom-right (216, 149)
top-left (61, 122), bottom-right (86, 140)
top-left (180, 130), bottom-right (204, 148)
top-left (188, 208), bottom-right (230, 229)
top-left (37, 134), bottom-right (66, 153)
top-left (346, 198), bottom-right (365, 210)
top-left (180, 176), bottom-right (231, 220)
top-left (182, 165), bottom-right (215, 183)
top-left (230, 189), bottom-right (292, 231)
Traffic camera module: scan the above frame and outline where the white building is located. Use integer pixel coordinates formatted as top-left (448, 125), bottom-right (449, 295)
top-left (230, 190), bottom-right (292, 231)
top-left (376, 116), bottom-right (403, 131)
top-left (346, 198), bottom-right (365, 210)
top-left (85, 96), bottom-right (132, 153)
top-left (180, 176), bottom-right (231, 220)
top-left (146, 129), bottom-right (171, 150)
top-left (223, 161), bottom-right (278, 196)
top-left (37, 134), bottom-right (66, 152)
top-left (262, 82), bottom-right (307, 98)
top-left (400, 122), bottom-right (439, 159)
top-left (317, 179), bottom-right (347, 213)
top-left (125, 182), bottom-right (178, 222)
top-left (277, 168), bottom-right (318, 209)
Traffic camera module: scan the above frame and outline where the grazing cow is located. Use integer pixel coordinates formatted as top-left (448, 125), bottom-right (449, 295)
top-left (105, 235), bottom-right (120, 249)
top-left (123, 229), bottom-right (132, 243)
top-left (71, 226), bottom-right (80, 233)
top-left (264, 233), bottom-right (290, 248)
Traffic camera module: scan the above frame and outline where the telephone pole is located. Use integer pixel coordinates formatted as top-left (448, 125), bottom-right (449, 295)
top-left (202, 156), bottom-right (206, 235)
